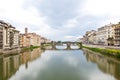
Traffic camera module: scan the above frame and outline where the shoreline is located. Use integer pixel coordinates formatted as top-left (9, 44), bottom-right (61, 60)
top-left (83, 48), bottom-right (120, 64)
top-left (0, 46), bottom-right (40, 56)
top-left (83, 44), bottom-right (120, 50)
top-left (82, 44), bottom-right (120, 58)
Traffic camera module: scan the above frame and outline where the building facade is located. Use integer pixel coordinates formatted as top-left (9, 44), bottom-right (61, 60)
top-left (20, 34), bottom-right (30, 47)
top-left (112, 22), bottom-right (120, 46)
top-left (82, 30), bottom-right (97, 44)
top-left (27, 33), bottom-right (41, 46)
top-left (80, 23), bottom-right (115, 46)
top-left (20, 28), bottom-right (41, 47)
top-left (0, 21), bottom-right (19, 50)
top-left (95, 23), bottom-right (114, 45)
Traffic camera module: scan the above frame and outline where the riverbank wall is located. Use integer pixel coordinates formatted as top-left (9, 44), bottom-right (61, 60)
top-left (0, 46), bottom-right (40, 56)
top-left (82, 44), bottom-right (120, 58)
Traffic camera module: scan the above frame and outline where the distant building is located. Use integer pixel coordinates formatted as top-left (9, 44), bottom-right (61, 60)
top-left (87, 30), bottom-right (97, 44)
top-left (20, 28), bottom-right (41, 47)
top-left (82, 30), bottom-right (96, 44)
top-left (0, 20), bottom-right (19, 50)
top-left (80, 23), bottom-right (115, 46)
top-left (20, 34), bottom-right (30, 47)
top-left (27, 33), bottom-right (41, 46)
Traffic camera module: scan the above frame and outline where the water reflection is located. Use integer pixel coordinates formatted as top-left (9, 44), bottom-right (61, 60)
top-left (1, 48), bottom-right (120, 80)
top-left (0, 48), bottom-right (43, 80)
top-left (83, 49), bottom-right (120, 80)
top-left (56, 45), bottom-right (67, 49)
top-left (9, 50), bottom-right (116, 80)
top-left (10, 50), bottom-right (89, 80)
top-left (46, 45), bottom-right (80, 50)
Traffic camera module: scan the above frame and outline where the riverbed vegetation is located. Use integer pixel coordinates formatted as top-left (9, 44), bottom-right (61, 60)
top-left (83, 46), bottom-right (120, 58)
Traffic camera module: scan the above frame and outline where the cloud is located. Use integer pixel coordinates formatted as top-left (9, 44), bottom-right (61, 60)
top-left (0, 0), bottom-right (57, 38)
top-left (33, 0), bottom-right (82, 27)
top-left (63, 17), bottom-right (79, 28)
top-left (83, 0), bottom-right (120, 16)
top-left (64, 35), bottom-right (82, 41)
top-left (0, 0), bottom-right (120, 41)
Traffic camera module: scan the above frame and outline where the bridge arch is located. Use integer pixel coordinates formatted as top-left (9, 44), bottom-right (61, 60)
top-left (41, 41), bottom-right (82, 50)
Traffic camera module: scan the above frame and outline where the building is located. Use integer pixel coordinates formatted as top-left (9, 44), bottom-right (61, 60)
top-left (82, 30), bottom-right (96, 44)
top-left (80, 23), bottom-right (115, 45)
top-left (0, 20), bottom-right (19, 51)
top-left (112, 22), bottom-right (120, 46)
top-left (87, 30), bottom-right (97, 44)
top-left (27, 33), bottom-right (41, 46)
top-left (20, 34), bottom-right (30, 47)
top-left (96, 23), bottom-right (114, 45)
top-left (20, 28), bottom-right (41, 47)
top-left (40, 37), bottom-right (51, 43)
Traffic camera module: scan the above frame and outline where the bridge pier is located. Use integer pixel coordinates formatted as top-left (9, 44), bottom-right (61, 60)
top-left (41, 43), bottom-right (46, 50)
top-left (66, 43), bottom-right (71, 50)
top-left (51, 42), bottom-right (56, 50)
top-left (51, 44), bottom-right (56, 50)
top-left (79, 42), bottom-right (82, 49)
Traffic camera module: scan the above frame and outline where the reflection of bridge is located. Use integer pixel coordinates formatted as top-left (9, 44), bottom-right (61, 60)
top-left (41, 41), bottom-right (82, 50)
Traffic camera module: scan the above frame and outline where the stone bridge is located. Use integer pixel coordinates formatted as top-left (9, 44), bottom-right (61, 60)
top-left (41, 41), bottom-right (82, 50)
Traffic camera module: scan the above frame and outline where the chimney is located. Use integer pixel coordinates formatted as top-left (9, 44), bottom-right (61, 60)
top-left (25, 27), bottom-right (28, 35)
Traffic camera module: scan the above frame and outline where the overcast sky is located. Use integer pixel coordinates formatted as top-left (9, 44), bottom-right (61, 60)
top-left (0, 0), bottom-right (120, 41)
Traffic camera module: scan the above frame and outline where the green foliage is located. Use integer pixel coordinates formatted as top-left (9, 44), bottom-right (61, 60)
top-left (22, 46), bottom-right (40, 52)
top-left (83, 46), bottom-right (120, 58)
top-left (42, 44), bottom-right (51, 47)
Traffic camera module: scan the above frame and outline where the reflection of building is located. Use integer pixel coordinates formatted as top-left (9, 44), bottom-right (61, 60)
top-left (0, 20), bottom-right (19, 51)
top-left (0, 55), bottom-right (20, 80)
top-left (0, 49), bottom-right (43, 80)
top-left (84, 49), bottom-right (120, 80)
top-left (30, 48), bottom-right (42, 60)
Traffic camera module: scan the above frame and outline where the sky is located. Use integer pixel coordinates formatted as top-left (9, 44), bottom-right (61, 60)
top-left (0, 0), bottom-right (120, 41)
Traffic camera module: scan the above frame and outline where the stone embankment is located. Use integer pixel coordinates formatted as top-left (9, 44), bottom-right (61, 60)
top-left (0, 48), bottom-right (21, 55)
top-left (0, 46), bottom-right (40, 56)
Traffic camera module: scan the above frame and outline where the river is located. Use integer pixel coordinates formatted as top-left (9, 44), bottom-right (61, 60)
top-left (0, 46), bottom-right (120, 80)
